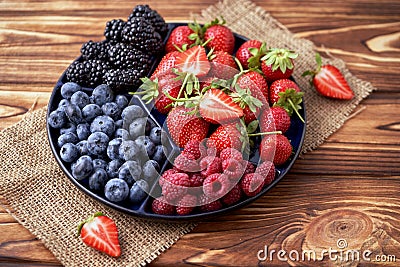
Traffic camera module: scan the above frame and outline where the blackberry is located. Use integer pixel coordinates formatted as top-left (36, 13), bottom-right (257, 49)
top-left (128, 5), bottom-right (168, 37)
top-left (104, 19), bottom-right (126, 42)
top-left (80, 40), bottom-right (110, 60)
top-left (66, 59), bottom-right (110, 88)
top-left (121, 17), bottom-right (163, 53)
top-left (108, 42), bottom-right (151, 72)
top-left (103, 68), bottom-right (144, 92)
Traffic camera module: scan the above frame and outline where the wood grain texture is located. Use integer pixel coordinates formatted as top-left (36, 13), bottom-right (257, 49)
top-left (0, 0), bottom-right (399, 266)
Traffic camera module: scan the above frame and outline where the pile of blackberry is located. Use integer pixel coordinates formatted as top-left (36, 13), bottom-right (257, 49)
top-left (65, 5), bottom-right (167, 91)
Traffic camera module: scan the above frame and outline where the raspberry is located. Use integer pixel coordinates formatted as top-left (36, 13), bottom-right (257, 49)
top-left (221, 184), bottom-right (243, 206)
top-left (173, 152), bottom-right (200, 173)
top-left (187, 172), bottom-right (205, 196)
top-left (176, 194), bottom-right (198, 215)
top-left (255, 161), bottom-right (276, 185)
top-left (203, 173), bottom-right (230, 199)
top-left (222, 158), bottom-right (244, 181)
top-left (240, 173), bottom-right (264, 197)
top-left (199, 195), bottom-right (223, 212)
top-left (152, 196), bottom-right (175, 215)
top-left (241, 160), bottom-right (256, 175)
top-left (200, 156), bottom-right (222, 177)
top-left (161, 173), bottom-right (190, 203)
top-left (220, 148), bottom-right (242, 162)
top-left (158, 168), bottom-right (178, 187)
top-left (182, 140), bottom-right (202, 160)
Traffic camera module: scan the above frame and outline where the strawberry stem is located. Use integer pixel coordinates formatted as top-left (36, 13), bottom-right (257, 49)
top-left (288, 98), bottom-right (305, 123)
top-left (247, 130), bottom-right (282, 137)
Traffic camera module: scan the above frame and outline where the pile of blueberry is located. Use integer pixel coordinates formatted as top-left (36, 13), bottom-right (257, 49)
top-left (48, 82), bottom-right (169, 205)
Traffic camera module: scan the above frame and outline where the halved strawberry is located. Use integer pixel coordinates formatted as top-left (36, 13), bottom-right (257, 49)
top-left (77, 212), bottom-right (121, 257)
top-left (303, 53), bottom-right (354, 100)
top-left (199, 88), bottom-right (243, 124)
top-left (175, 45), bottom-right (210, 77)
top-left (165, 26), bottom-right (195, 53)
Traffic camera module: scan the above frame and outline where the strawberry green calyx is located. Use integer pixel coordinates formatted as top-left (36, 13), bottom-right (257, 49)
top-left (302, 52), bottom-right (322, 85)
top-left (77, 211), bottom-right (104, 236)
top-left (275, 89), bottom-right (305, 123)
top-left (230, 85), bottom-right (263, 113)
top-left (261, 48), bottom-right (298, 73)
top-left (247, 42), bottom-right (268, 69)
top-left (134, 77), bottom-right (159, 104)
top-left (188, 17), bottom-right (226, 46)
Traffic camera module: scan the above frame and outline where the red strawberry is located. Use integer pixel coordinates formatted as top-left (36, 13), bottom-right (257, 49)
top-left (204, 20), bottom-right (235, 54)
top-left (151, 51), bottom-right (180, 79)
top-left (303, 53), bottom-right (354, 100)
top-left (207, 123), bottom-right (243, 155)
top-left (236, 70), bottom-right (269, 104)
top-left (261, 48), bottom-right (298, 83)
top-left (165, 26), bottom-right (195, 53)
top-left (260, 106), bottom-right (291, 133)
top-left (199, 88), bottom-right (243, 124)
top-left (269, 78), bottom-right (305, 123)
top-left (175, 45), bottom-right (210, 77)
top-left (209, 51), bottom-right (238, 79)
top-left (77, 212), bottom-right (121, 257)
top-left (166, 106), bottom-right (210, 148)
top-left (259, 134), bottom-right (292, 165)
top-left (235, 39), bottom-right (263, 69)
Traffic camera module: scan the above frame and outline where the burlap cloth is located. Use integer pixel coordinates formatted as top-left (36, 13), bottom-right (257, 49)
top-left (0, 0), bottom-right (375, 266)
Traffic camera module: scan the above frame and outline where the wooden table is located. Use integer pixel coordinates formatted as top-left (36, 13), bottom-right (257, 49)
top-left (1, 0), bottom-right (399, 266)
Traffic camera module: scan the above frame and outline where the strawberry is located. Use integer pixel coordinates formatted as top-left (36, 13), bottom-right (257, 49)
top-left (208, 50), bottom-right (238, 80)
top-left (259, 134), bottom-right (292, 165)
top-left (175, 45), bottom-right (210, 77)
top-left (207, 123), bottom-right (243, 155)
top-left (165, 26), bottom-right (195, 53)
top-left (166, 106), bottom-right (210, 148)
top-left (269, 78), bottom-right (305, 123)
top-left (260, 48), bottom-right (298, 83)
top-left (236, 70), bottom-right (269, 104)
top-left (203, 18), bottom-right (235, 54)
top-left (198, 88), bottom-right (243, 124)
top-left (230, 85), bottom-right (263, 124)
top-left (260, 106), bottom-right (291, 133)
top-left (235, 39), bottom-right (263, 69)
top-left (77, 212), bottom-right (121, 257)
top-left (303, 53), bottom-right (354, 100)
top-left (151, 51), bottom-right (180, 79)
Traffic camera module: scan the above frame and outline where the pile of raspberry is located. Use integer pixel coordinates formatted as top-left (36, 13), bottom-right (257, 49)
top-left (151, 140), bottom-right (276, 216)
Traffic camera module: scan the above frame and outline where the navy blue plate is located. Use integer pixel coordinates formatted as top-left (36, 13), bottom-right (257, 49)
top-left (46, 23), bottom-right (306, 221)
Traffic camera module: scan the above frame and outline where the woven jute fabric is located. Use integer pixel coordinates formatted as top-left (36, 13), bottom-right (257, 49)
top-left (0, 0), bottom-right (375, 266)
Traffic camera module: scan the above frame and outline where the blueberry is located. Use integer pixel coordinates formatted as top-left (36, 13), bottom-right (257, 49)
top-left (145, 118), bottom-right (157, 135)
top-left (70, 91), bottom-right (90, 109)
top-left (119, 140), bottom-right (140, 161)
top-left (89, 168), bottom-right (109, 191)
top-left (129, 180), bottom-right (149, 204)
top-left (143, 136), bottom-right (156, 157)
top-left (93, 158), bottom-right (108, 170)
top-left (152, 145), bottom-right (166, 164)
top-left (58, 99), bottom-right (71, 112)
top-left (104, 178), bottom-right (129, 202)
top-left (76, 140), bottom-right (89, 155)
top-left (121, 105), bottom-right (145, 129)
top-left (57, 132), bottom-right (78, 147)
top-left (114, 128), bottom-right (130, 140)
top-left (115, 95), bottom-right (129, 109)
top-left (102, 102), bottom-right (121, 120)
top-left (90, 115), bottom-right (115, 137)
top-left (126, 160), bottom-right (142, 179)
top-left (129, 117), bottom-right (147, 139)
top-left (118, 161), bottom-right (140, 186)
top-left (149, 126), bottom-right (162, 145)
top-left (115, 119), bottom-right (123, 129)
top-left (76, 123), bottom-right (90, 140)
top-left (91, 84), bottom-right (114, 106)
top-left (60, 122), bottom-right (76, 135)
top-left (107, 138), bottom-right (123, 160)
top-left (82, 104), bottom-right (102, 122)
top-left (141, 159), bottom-right (160, 183)
top-left (64, 104), bottom-right (83, 124)
top-left (107, 159), bottom-right (123, 178)
top-left (87, 132), bottom-right (109, 156)
top-left (61, 82), bottom-right (81, 99)
top-left (71, 155), bottom-right (93, 180)
top-left (59, 143), bottom-right (79, 163)
top-left (48, 109), bottom-right (67, 129)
